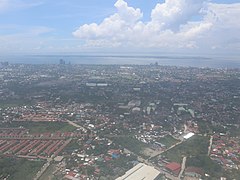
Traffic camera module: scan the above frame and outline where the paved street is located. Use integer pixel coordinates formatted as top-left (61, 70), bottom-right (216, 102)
top-left (66, 120), bottom-right (87, 132)
top-left (178, 156), bottom-right (187, 179)
top-left (208, 135), bottom-right (213, 156)
top-left (34, 159), bottom-right (52, 180)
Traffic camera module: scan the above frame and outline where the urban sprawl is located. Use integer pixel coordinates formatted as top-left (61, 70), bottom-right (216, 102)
top-left (0, 61), bottom-right (239, 180)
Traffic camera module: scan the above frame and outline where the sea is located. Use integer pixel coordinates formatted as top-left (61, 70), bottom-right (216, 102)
top-left (1, 55), bottom-right (240, 69)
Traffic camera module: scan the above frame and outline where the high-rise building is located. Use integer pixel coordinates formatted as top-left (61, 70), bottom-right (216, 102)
top-left (59, 59), bottom-right (65, 65)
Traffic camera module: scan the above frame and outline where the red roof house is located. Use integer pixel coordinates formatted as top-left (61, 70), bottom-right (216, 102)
top-left (165, 162), bottom-right (181, 176)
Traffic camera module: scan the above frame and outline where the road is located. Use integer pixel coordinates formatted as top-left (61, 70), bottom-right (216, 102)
top-left (66, 120), bottom-right (87, 132)
top-left (208, 135), bottom-right (213, 156)
top-left (86, 129), bottom-right (183, 179)
top-left (34, 158), bottom-right (52, 180)
top-left (33, 120), bottom-right (87, 180)
top-left (178, 156), bottom-right (187, 179)
top-left (150, 140), bottom-right (183, 159)
top-left (184, 124), bottom-right (188, 134)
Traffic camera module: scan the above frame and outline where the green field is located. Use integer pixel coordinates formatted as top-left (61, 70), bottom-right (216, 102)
top-left (2, 121), bottom-right (76, 133)
top-left (186, 155), bottom-right (222, 178)
top-left (63, 139), bottom-right (83, 152)
top-left (162, 135), bottom-right (209, 163)
top-left (0, 158), bottom-right (44, 180)
top-left (110, 136), bottom-right (148, 156)
top-left (39, 163), bottom-right (57, 180)
top-left (156, 135), bottom-right (180, 148)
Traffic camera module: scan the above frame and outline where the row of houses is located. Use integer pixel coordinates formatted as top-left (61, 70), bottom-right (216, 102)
top-left (0, 138), bottom-right (71, 158)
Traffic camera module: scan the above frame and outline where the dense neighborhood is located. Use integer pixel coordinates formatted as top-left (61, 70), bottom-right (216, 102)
top-left (0, 62), bottom-right (240, 179)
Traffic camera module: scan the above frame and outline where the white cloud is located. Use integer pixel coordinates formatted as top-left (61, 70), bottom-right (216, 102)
top-left (151, 0), bottom-right (206, 30)
top-left (206, 3), bottom-right (240, 28)
top-left (73, 0), bottom-right (143, 40)
top-left (197, 3), bottom-right (240, 51)
top-left (114, 0), bottom-right (143, 23)
top-left (0, 0), bottom-right (42, 13)
top-left (73, 0), bottom-right (240, 54)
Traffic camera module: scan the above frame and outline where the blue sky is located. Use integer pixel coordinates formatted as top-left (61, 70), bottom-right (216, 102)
top-left (0, 0), bottom-right (240, 55)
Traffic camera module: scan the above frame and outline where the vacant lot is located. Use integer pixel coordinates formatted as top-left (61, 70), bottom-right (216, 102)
top-left (162, 135), bottom-right (209, 163)
top-left (0, 158), bottom-right (44, 180)
top-left (110, 136), bottom-right (148, 157)
top-left (39, 163), bottom-right (57, 180)
top-left (186, 155), bottom-right (222, 178)
top-left (156, 135), bottom-right (180, 148)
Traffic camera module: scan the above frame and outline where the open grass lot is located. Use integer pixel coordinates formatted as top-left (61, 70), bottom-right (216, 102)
top-left (162, 135), bottom-right (209, 163)
top-left (186, 155), bottom-right (223, 178)
top-left (110, 136), bottom-right (148, 156)
top-left (39, 163), bottom-right (57, 180)
top-left (2, 121), bottom-right (76, 133)
top-left (0, 158), bottom-right (44, 180)
top-left (187, 155), bottom-right (240, 179)
top-left (63, 139), bottom-right (83, 153)
top-left (156, 135), bottom-right (180, 148)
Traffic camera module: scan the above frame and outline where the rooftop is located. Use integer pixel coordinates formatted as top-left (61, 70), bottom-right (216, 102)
top-left (116, 163), bottom-right (160, 180)
top-left (183, 132), bottom-right (195, 139)
top-left (165, 162), bottom-right (181, 171)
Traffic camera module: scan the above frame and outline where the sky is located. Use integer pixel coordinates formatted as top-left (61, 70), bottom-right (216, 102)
top-left (0, 0), bottom-right (240, 56)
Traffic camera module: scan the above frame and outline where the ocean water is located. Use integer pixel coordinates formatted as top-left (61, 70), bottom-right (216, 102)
top-left (1, 55), bottom-right (240, 69)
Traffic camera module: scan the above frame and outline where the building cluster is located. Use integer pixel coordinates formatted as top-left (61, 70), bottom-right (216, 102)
top-left (1, 64), bottom-right (239, 133)
top-left (0, 128), bottom-right (88, 140)
top-left (210, 134), bottom-right (240, 170)
top-left (0, 64), bottom-right (239, 179)
top-left (56, 137), bottom-right (138, 180)
top-left (0, 128), bottom-right (72, 159)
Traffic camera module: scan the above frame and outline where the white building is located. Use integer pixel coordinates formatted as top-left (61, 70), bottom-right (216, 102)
top-left (116, 163), bottom-right (161, 180)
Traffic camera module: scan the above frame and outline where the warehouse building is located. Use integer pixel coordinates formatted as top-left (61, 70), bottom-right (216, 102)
top-left (116, 163), bottom-right (161, 180)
